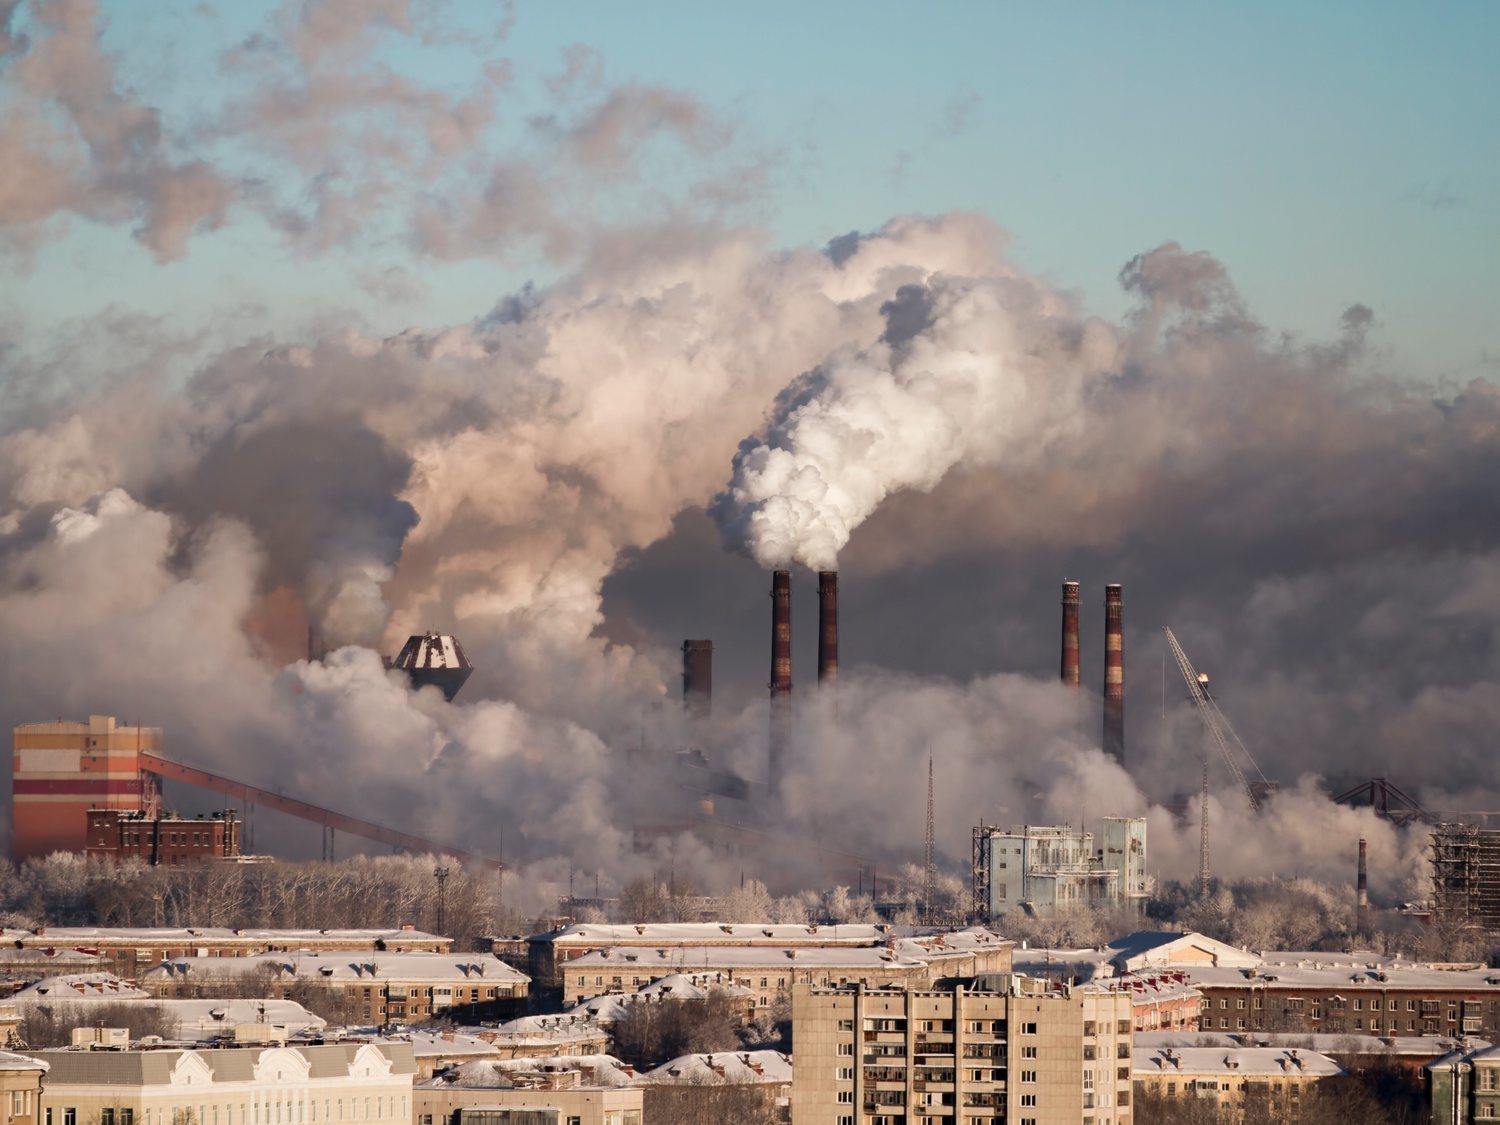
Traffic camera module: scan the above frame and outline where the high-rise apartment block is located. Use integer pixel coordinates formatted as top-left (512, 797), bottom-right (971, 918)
top-left (792, 975), bottom-right (1134, 1125)
top-left (972, 818), bottom-right (1147, 921)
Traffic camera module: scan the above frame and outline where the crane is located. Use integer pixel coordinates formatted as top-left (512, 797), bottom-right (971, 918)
top-left (1162, 626), bottom-right (1273, 897)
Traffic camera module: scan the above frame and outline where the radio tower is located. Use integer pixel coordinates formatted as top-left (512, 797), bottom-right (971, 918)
top-left (923, 755), bottom-right (935, 921)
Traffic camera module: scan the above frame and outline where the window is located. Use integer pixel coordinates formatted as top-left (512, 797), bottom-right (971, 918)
top-left (122, 1112), bottom-right (133, 1125)
top-left (64, 1112), bottom-right (77, 1125)
top-left (1020, 1070), bottom-right (1037, 1083)
top-left (1020, 1022), bottom-right (1037, 1035)
top-left (836, 1067), bottom-right (853, 1080)
top-left (1021, 1046), bottom-right (1037, 1059)
top-left (102, 1112), bottom-right (115, 1125)
top-left (838, 1043), bottom-right (853, 1055)
top-left (1020, 1095), bottom-right (1037, 1107)
top-left (837, 1092), bottom-right (853, 1104)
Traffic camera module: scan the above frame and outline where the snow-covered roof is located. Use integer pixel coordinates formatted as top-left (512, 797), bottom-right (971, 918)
top-left (1107, 931), bottom-right (1260, 972)
top-left (11, 973), bottom-right (149, 1000)
top-left (642, 1050), bottom-right (792, 1085)
top-left (161, 1000), bottom-right (326, 1040)
top-left (569, 973), bottom-right (755, 1024)
top-left (1179, 960), bottom-right (1500, 992)
top-left (400, 1031), bottom-right (499, 1060)
top-left (1139, 1031), bottom-right (1488, 1058)
top-left (5, 928), bottom-right (446, 945)
top-left (477, 1013), bottom-right (609, 1045)
top-left (143, 952), bottom-right (528, 986)
top-left (566, 945), bottom-right (927, 972)
top-left (425, 1055), bottom-right (635, 1089)
top-left (533, 923), bottom-right (1008, 948)
top-left (0, 1051), bottom-right (47, 1073)
top-left (1135, 1046), bottom-right (1344, 1079)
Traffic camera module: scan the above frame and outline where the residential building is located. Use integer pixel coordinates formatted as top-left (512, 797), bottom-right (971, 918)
top-left (32, 1041), bottom-right (415, 1125)
top-left (792, 974), bottom-right (1135, 1125)
top-left (85, 810), bottom-right (241, 865)
top-left (465, 1016), bottom-right (611, 1061)
top-left (0, 1050), bottom-right (45, 1125)
top-left (555, 928), bottom-right (1012, 1008)
top-left (971, 819), bottom-right (1148, 920)
top-left (416, 1058), bottom-right (641, 1125)
top-left (1, 926), bottom-right (451, 982)
top-left (141, 952), bottom-right (529, 1023)
top-left (568, 972), bottom-right (756, 1024)
top-left (641, 1050), bottom-right (791, 1123)
top-left (1428, 1042), bottom-right (1500, 1124)
top-left (1134, 1045), bottom-right (1342, 1117)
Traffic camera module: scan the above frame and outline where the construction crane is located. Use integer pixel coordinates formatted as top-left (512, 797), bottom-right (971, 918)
top-left (1162, 627), bottom-right (1273, 897)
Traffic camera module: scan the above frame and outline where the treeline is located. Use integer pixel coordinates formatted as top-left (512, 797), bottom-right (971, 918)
top-left (0, 853), bottom-right (507, 947)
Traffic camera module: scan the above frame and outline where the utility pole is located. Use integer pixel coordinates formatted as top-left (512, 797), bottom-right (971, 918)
top-left (433, 865), bottom-right (451, 936)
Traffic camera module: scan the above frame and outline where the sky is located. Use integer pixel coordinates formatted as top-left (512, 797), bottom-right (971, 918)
top-left (1, 0), bottom-right (1499, 899)
top-left (5, 0), bottom-right (1497, 381)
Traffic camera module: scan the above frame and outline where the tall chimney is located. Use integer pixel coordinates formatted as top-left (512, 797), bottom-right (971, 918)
top-left (1060, 581), bottom-right (1080, 687)
top-left (769, 570), bottom-right (792, 785)
top-left (682, 639), bottom-right (713, 718)
top-left (1357, 837), bottom-right (1369, 933)
top-left (818, 571), bottom-right (839, 686)
top-left (1103, 583), bottom-right (1124, 762)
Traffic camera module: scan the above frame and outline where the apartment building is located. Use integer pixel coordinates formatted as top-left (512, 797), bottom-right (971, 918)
top-left (1134, 1045), bottom-right (1342, 1116)
top-left (1428, 1042), bottom-right (1500, 1124)
top-left (555, 928), bottom-right (1012, 1008)
top-left (142, 952), bottom-right (529, 1022)
top-left (0, 1050), bottom-right (45, 1125)
top-left (3, 926), bottom-right (450, 981)
top-left (32, 1042), bottom-right (415, 1125)
top-left (792, 975), bottom-right (1135, 1125)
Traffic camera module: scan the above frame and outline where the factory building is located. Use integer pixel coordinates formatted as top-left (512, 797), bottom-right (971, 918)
top-left (792, 974), bottom-right (1135, 1125)
top-left (84, 808), bottom-right (241, 864)
top-left (971, 817), bottom-right (1147, 920)
top-left (11, 716), bottom-right (161, 861)
top-left (1432, 823), bottom-right (1500, 929)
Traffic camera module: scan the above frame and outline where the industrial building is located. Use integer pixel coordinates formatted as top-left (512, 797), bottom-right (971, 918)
top-left (84, 808), bottom-right (241, 864)
top-left (971, 817), bottom-right (1147, 920)
top-left (1432, 822), bottom-right (1500, 929)
top-left (791, 974), bottom-right (1135, 1125)
top-left (11, 716), bottom-right (163, 861)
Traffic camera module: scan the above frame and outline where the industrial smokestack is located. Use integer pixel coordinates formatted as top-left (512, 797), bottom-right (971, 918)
top-left (682, 639), bottom-right (713, 718)
top-left (1357, 837), bottom-right (1369, 933)
top-left (818, 571), bottom-right (839, 686)
top-left (1103, 583), bottom-right (1124, 762)
top-left (1060, 581), bottom-right (1080, 687)
top-left (769, 569), bottom-right (792, 786)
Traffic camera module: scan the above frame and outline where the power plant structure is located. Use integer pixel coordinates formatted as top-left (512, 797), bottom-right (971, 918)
top-left (1432, 822), bottom-right (1500, 930)
top-left (768, 568), bottom-right (793, 787)
top-left (681, 639), bottom-right (713, 718)
top-left (1357, 837), bottom-right (1370, 934)
top-left (1060, 580), bottom-right (1080, 687)
top-left (818, 570), bottom-right (839, 685)
top-left (1103, 583), bottom-right (1124, 762)
top-left (390, 631), bottom-right (473, 701)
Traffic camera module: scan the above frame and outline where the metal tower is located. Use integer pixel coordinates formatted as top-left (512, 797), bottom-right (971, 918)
top-left (923, 755), bottom-right (935, 921)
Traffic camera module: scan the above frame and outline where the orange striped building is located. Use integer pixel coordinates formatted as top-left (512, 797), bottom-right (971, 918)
top-left (11, 716), bottom-right (159, 861)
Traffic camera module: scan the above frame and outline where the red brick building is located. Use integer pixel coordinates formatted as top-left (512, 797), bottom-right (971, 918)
top-left (84, 809), bottom-right (240, 865)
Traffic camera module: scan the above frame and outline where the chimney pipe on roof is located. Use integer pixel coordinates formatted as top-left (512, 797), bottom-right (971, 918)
top-left (1060, 581), bottom-right (1080, 687)
top-left (818, 571), bottom-right (839, 686)
top-left (682, 640), bottom-right (713, 718)
top-left (769, 569), bottom-right (792, 787)
top-left (1103, 584), bottom-right (1124, 762)
top-left (1357, 837), bottom-right (1369, 933)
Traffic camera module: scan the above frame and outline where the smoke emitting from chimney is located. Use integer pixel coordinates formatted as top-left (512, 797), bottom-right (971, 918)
top-left (818, 571), bottom-right (839, 686)
top-left (1060, 580), bottom-right (1080, 687)
top-left (1103, 583), bottom-right (1124, 762)
top-left (682, 639), bottom-right (712, 718)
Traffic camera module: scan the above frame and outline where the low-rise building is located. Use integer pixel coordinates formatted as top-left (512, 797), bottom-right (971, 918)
top-left (417, 1057), bottom-right (641, 1125)
top-left (0, 1049), bottom-right (45, 1125)
top-left (1, 926), bottom-right (450, 981)
top-left (971, 818), bottom-right (1148, 920)
top-left (32, 1041), bottom-right (415, 1125)
top-left (465, 1015), bottom-right (611, 1060)
top-left (1134, 1045), bottom-right (1343, 1117)
top-left (793, 974), bottom-right (1135, 1125)
top-left (641, 1050), bottom-right (791, 1123)
top-left (85, 809), bottom-right (241, 865)
top-left (569, 972), bottom-right (756, 1024)
top-left (142, 952), bottom-right (529, 1023)
top-left (1428, 1042), bottom-right (1500, 1124)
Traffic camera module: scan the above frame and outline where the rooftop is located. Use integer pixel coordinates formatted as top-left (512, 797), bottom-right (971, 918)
top-left (1135, 1046), bottom-right (1344, 1079)
top-left (642, 1050), bottom-right (792, 1085)
top-left (143, 952), bottom-right (529, 986)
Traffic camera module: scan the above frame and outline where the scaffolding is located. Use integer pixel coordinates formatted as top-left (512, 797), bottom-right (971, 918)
top-left (1431, 823), bottom-right (1500, 929)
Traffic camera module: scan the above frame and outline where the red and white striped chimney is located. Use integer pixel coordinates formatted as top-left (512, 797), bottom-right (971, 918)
top-left (1103, 583), bottom-right (1124, 762)
top-left (1060, 581), bottom-right (1080, 687)
top-left (818, 571), bottom-right (839, 686)
top-left (769, 570), bottom-right (792, 785)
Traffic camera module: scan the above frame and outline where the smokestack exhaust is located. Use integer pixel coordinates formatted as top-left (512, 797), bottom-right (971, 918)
top-left (1060, 581), bottom-right (1080, 687)
top-left (818, 571), bottom-right (839, 686)
top-left (769, 569), bottom-right (792, 786)
top-left (1357, 837), bottom-right (1369, 933)
top-left (682, 639), bottom-right (713, 718)
top-left (1103, 583), bottom-right (1124, 762)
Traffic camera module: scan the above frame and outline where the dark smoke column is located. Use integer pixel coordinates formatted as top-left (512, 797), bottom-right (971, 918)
top-left (1103, 583), bottom-right (1124, 762)
top-left (1060, 581), bottom-right (1080, 686)
top-left (769, 569), bottom-right (793, 787)
top-left (818, 571), bottom-right (839, 685)
top-left (682, 639), bottom-right (713, 718)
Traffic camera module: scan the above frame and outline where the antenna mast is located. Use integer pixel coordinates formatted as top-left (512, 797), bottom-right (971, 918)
top-left (923, 755), bottom-right (936, 922)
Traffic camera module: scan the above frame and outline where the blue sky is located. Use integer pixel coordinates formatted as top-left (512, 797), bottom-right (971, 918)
top-left (6, 0), bottom-right (1497, 381)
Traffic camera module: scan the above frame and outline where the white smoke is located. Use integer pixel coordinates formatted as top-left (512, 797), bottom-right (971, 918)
top-left (713, 247), bottom-right (1120, 569)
